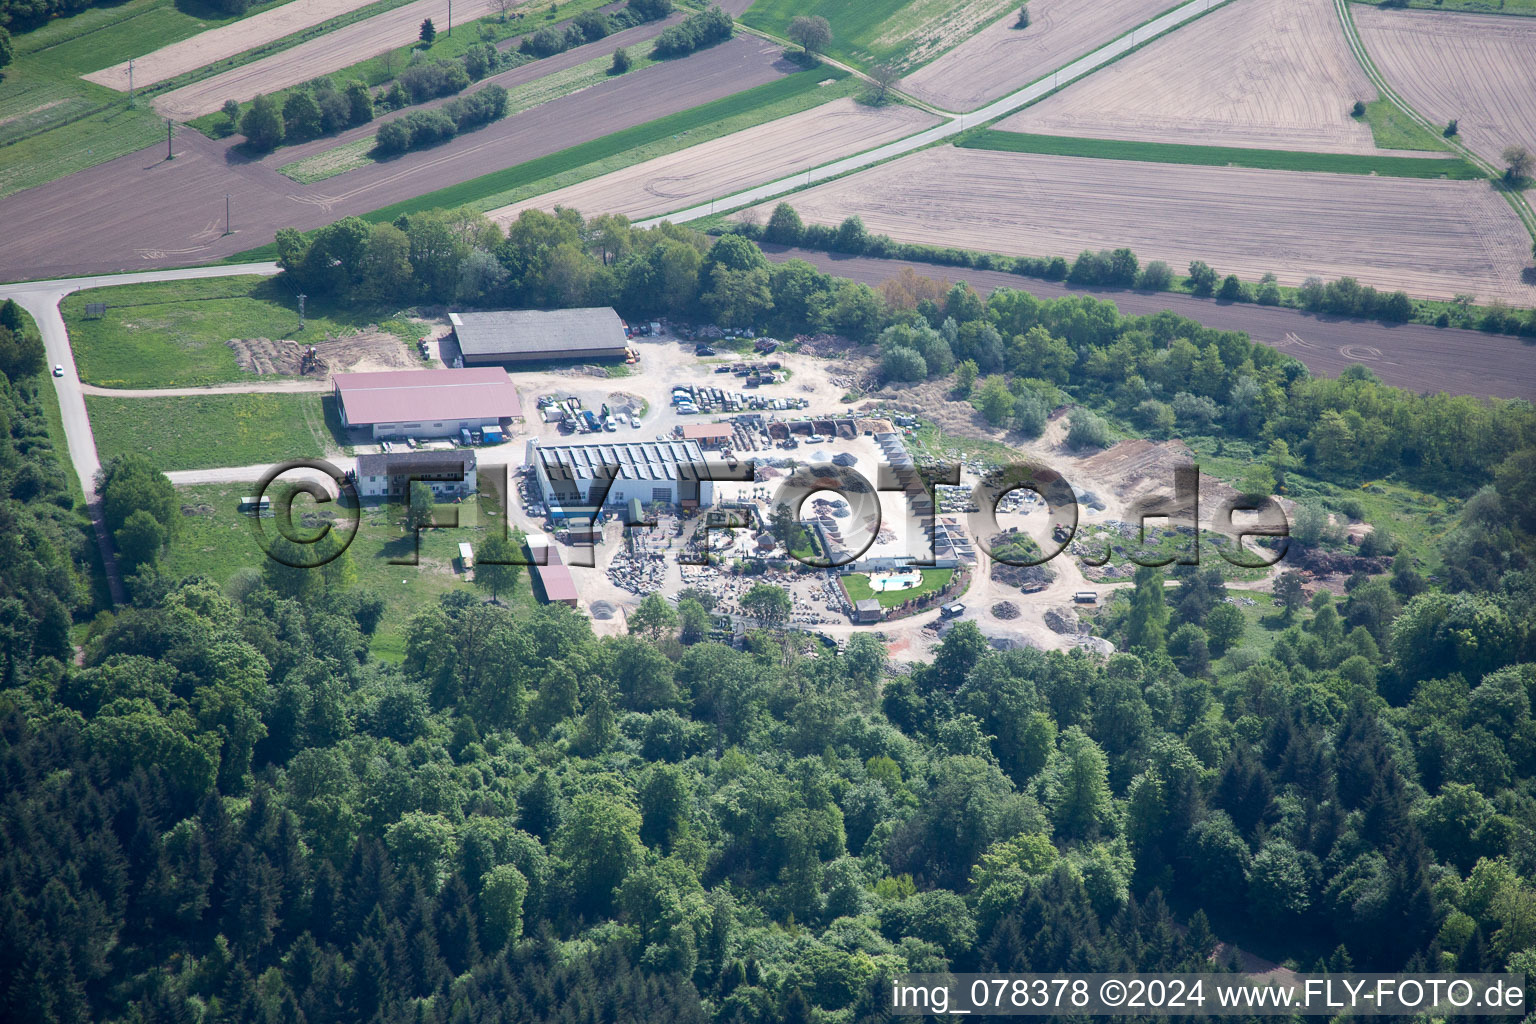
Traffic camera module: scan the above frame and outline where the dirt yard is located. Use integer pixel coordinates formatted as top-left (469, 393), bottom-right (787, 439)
top-left (1354, 5), bottom-right (1536, 166)
top-left (486, 97), bottom-right (939, 225)
top-left (84, 0), bottom-right (382, 91)
top-left (900, 0), bottom-right (1181, 112)
top-left (152, 0), bottom-right (515, 119)
top-left (999, 0), bottom-right (1399, 154)
top-left (745, 146), bottom-right (1535, 304)
top-left (228, 326), bottom-right (413, 375)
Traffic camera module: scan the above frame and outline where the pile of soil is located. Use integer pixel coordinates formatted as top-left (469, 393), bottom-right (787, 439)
top-left (991, 601), bottom-right (1020, 620)
top-left (590, 601), bottom-right (617, 620)
top-left (229, 327), bottom-right (414, 376)
top-left (1044, 607), bottom-right (1085, 635)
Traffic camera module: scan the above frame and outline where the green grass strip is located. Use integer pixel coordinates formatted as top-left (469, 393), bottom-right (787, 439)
top-left (959, 128), bottom-right (1483, 179)
top-left (360, 66), bottom-right (849, 221)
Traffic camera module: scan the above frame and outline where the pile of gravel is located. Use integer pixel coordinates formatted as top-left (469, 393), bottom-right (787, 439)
top-left (590, 601), bottom-right (617, 620)
top-left (991, 601), bottom-right (1020, 620)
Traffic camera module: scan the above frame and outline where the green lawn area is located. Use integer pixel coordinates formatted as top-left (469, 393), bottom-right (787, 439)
top-left (742, 0), bottom-right (1016, 71)
top-left (161, 482), bottom-right (538, 659)
top-left (843, 567), bottom-right (954, 608)
top-left (61, 275), bottom-right (423, 388)
top-left (87, 392), bottom-right (338, 472)
top-left (961, 129), bottom-right (1478, 178)
top-left (1356, 99), bottom-right (1451, 153)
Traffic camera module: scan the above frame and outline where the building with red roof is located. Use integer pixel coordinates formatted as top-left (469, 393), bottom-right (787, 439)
top-left (334, 368), bottom-right (522, 440)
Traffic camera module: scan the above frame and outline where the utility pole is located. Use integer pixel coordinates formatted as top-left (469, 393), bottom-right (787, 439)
top-left (225, 194), bottom-right (232, 235)
top-left (448, 0), bottom-right (452, 35)
top-left (297, 293), bottom-right (307, 331)
top-left (128, 58), bottom-right (135, 109)
top-left (165, 118), bottom-right (174, 159)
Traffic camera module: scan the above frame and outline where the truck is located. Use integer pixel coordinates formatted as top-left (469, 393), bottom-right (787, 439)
top-left (582, 410), bottom-right (600, 432)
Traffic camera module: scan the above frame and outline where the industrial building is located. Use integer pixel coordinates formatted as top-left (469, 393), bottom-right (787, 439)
top-left (527, 533), bottom-right (579, 607)
top-left (528, 439), bottom-right (716, 517)
top-left (333, 368), bottom-right (521, 441)
top-left (449, 307), bottom-right (630, 365)
top-left (353, 450), bottom-right (478, 500)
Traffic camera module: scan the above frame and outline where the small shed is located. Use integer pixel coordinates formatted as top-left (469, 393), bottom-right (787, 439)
top-left (853, 599), bottom-right (883, 624)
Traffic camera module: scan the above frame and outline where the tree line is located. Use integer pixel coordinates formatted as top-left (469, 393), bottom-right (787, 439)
top-left (744, 201), bottom-right (1536, 338)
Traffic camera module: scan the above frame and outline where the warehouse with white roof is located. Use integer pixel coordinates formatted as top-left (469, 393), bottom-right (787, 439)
top-left (528, 439), bottom-right (716, 516)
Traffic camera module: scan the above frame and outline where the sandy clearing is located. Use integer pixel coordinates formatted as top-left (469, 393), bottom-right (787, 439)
top-left (900, 0), bottom-right (1181, 112)
top-left (1355, 6), bottom-right (1536, 167)
top-left (742, 146), bottom-right (1534, 305)
top-left (999, 0), bottom-right (1398, 154)
top-left (152, 0), bottom-right (515, 119)
top-left (85, 0), bottom-right (380, 91)
top-left (486, 97), bottom-right (939, 225)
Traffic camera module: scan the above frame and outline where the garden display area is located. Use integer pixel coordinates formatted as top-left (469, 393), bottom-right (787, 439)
top-left (843, 567), bottom-right (955, 609)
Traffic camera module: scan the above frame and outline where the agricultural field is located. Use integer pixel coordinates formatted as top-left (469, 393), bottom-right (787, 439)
top-left (84, 0), bottom-right (385, 91)
top-left (151, 0), bottom-right (512, 119)
top-left (87, 391), bottom-right (337, 471)
top-left (488, 97), bottom-right (938, 224)
top-left (1354, 5), bottom-right (1536, 167)
top-left (742, 0), bottom-right (1017, 71)
top-left (61, 274), bottom-right (424, 388)
top-left (0, 0), bottom-right (293, 196)
top-left (997, 0), bottom-right (1400, 154)
top-left (746, 146), bottom-right (1535, 304)
top-left (900, 0), bottom-right (1181, 112)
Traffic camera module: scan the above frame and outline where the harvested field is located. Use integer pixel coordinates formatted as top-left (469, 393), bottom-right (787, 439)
top-left (152, 0), bottom-right (512, 119)
top-left (1354, 6), bottom-right (1536, 166)
top-left (85, 0), bottom-right (381, 92)
top-left (999, 0), bottom-right (1395, 154)
top-left (745, 146), bottom-right (1534, 304)
top-left (487, 97), bottom-right (938, 224)
top-left (901, 0), bottom-right (1180, 112)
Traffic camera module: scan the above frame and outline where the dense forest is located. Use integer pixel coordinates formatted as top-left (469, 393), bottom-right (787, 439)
top-left (2, 213), bottom-right (1536, 1022)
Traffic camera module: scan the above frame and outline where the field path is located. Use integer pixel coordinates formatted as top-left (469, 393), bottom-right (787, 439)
top-left (901, 0), bottom-right (1184, 112)
top-left (0, 262), bottom-right (283, 607)
top-left (487, 97), bottom-right (940, 224)
top-left (152, 0), bottom-right (520, 119)
top-left (1353, 5), bottom-right (1536, 167)
top-left (0, 34), bottom-right (788, 282)
top-left (84, 0), bottom-right (384, 91)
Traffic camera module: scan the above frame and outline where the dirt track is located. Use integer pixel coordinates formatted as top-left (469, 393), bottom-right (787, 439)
top-left (900, 0), bottom-right (1180, 112)
top-left (0, 34), bottom-right (788, 282)
top-left (760, 244), bottom-right (1536, 401)
top-left (1354, 6), bottom-right (1536, 167)
top-left (152, 0), bottom-right (516, 119)
top-left (747, 146), bottom-right (1534, 305)
top-left (84, 0), bottom-right (382, 90)
top-left (487, 97), bottom-right (939, 225)
top-left (999, 0), bottom-right (1397, 154)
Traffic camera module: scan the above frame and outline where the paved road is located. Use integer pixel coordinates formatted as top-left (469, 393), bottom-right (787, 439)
top-left (762, 246), bottom-right (1536, 400)
top-left (638, 0), bottom-right (1226, 227)
top-left (0, 262), bottom-right (283, 605)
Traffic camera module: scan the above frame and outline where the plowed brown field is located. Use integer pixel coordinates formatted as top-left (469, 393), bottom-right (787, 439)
top-left (744, 146), bottom-right (1535, 304)
top-left (999, 0), bottom-right (1395, 153)
top-left (1354, 6), bottom-right (1536, 166)
top-left (152, 0), bottom-right (513, 119)
top-left (84, 0), bottom-right (381, 90)
top-left (900, 0), bottom-right (1180, 112)
top-left (487, 97), bottom-right (938, 225)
